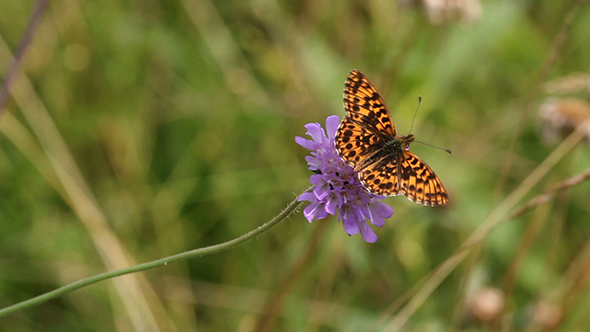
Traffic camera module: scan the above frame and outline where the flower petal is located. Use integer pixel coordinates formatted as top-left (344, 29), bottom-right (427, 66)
top-left (325, 195), bottom-right (338, 215)
top-left (296, 115), bottom-right (394, 243)
top-left (341, 208), bottom-right (359, 235)
top-left (295, 136), bottom-right (315, 150)
top-left (309, 174), bottom-right (324, 185)
top-left (298, 191), bottom-right (317, 203)
top-left (325, 115), bottom-right (341, 139)
top-left (313, 183), bottom-right (330, 200)
top-left (371, 201), bottom-right (394, 218)
top-left (358, 221), bottom-right (378, 243)
top-left (303, 202), bottom-right (328, 221)
top-left (305, 123), bottom-right (325, 143)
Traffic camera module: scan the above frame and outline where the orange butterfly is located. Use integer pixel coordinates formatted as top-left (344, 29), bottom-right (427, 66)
top-left (335, 70), bottom-right (449, 206)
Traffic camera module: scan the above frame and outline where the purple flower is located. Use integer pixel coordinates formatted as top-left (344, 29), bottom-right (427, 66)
top-left (296, 115), bottom-right (394, 243)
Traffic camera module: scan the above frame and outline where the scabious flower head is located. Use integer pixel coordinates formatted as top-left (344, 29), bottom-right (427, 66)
top-left (296, 115), bottom-right (394, 243)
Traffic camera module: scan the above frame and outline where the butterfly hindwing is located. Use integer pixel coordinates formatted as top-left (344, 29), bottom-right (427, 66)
top-left (398, 151), bottom-right (449, 206)
top-left (357, 156), bottom-right (402, 196)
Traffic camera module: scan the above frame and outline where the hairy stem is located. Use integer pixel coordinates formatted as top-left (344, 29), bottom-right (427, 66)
top-left (0, 188), bottom-right (310, 317)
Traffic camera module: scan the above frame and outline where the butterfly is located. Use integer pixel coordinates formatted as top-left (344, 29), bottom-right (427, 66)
top-left (335, 70), bottom-right (449, 206)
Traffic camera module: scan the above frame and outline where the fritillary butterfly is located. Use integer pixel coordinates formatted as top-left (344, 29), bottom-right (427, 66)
top-left (335, 70), bottom-right (449, 206)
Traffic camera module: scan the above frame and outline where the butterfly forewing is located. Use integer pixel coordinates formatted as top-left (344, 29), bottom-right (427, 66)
top-left (335, 117), bottom-right (385, 169)
top-left (336, 69), bottom-right (449, 206)
top-left (343, 70), bottom-right (397, 137)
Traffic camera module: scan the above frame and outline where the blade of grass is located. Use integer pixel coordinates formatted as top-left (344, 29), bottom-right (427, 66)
top-left (254, 220), bottom-right (330, 332)
top-left (181, 0), bottom-right (276, 112)
top-left (0, 36), bottom-right (165, 331)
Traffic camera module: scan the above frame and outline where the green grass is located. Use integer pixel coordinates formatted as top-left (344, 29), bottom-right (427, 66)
top-left (1, 0), bottom-right (590, 331)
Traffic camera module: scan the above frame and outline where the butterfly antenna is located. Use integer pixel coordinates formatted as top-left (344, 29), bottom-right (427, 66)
top-left (413, 140), bottom-right (452, 154)
top-left (408, 96), bottom-right (422, 136)
top-left (408, 96), bottom-right (452, 154)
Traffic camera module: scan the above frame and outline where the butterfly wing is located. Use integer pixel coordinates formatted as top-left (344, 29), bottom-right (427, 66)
top-left (357, 151), bottom-right (449, 206)
top-left (335, 116), bottom-right (388, 170)
top-left (357, 156), bottom-right (402, 196)
top-left (398, 151), bottom-right (449, 206)
top-left (336, 70), bottom-right (397, 169)
top-left (337, 69), bottom-right (450, 206)
top-left (343, 70), bottom-right (397, 137)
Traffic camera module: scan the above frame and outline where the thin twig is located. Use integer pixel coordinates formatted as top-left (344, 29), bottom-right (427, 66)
top-left (0, 0), bottom-right (50, 117)
top-left (381, 118), bottom-right (590, 332)
top-left (510, 169), bottom-right (590, 219)
top-left (492, 0), bottom-right (585, 204)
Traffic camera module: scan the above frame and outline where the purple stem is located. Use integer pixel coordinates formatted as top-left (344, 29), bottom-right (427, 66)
top-left (0, 0), bottom-right (50, 117)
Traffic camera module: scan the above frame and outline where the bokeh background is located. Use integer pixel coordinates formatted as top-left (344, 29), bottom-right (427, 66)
top-left (1, 0), bottom-right (590, 331)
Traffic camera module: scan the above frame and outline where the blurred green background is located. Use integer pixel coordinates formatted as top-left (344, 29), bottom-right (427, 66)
top-left (1, 0), bottom-right (590, 331)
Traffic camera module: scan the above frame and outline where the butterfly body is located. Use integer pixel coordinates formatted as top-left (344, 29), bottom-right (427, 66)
top-left (384, 134), bottom-right (414, 153)
top-left (352, 134), bottom-right (407, 171)
top-left (335, 70), bottom-right (449, 206)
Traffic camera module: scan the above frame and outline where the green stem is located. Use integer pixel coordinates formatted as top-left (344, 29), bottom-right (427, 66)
top-left (0, 188), bottom-right (311, 317)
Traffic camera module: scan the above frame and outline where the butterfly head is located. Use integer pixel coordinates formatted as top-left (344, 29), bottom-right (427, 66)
top-left (400, 134), bottom-right (415, 150)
